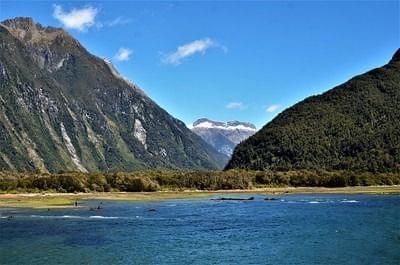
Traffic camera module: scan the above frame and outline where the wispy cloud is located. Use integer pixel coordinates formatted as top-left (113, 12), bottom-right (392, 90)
top-left (226, 102), bottom-right (246, 110)
top-left (266, 104), bottom-right (280, 113)
top-left (114, 48), bottom-right (133, 62)
top-left (162, 38), bottom-right (227, 65)
top-left (53, 5), bottom-right (98, 32)
top-left (107, 16), bottom-right (130, 27)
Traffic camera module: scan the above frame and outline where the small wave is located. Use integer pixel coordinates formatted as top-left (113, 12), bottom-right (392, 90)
top-left (29, 215), bottom-right (83, 219)
top-left (341, 200), bottom-right (359, 203)
top-left (89, 216), bottom-right (119, 219)
top-left (25, 215), bottom-right (121, 220)
top-left (308, 201), bottom-right (322, 204)
top-left (29, 214), bottom-right (50, 218)
top-left (62, 215), bottom-right (84, 219)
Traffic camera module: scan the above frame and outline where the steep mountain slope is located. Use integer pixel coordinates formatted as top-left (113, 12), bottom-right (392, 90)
top-left (226, 49), bottom-right (400, 172)
top-left (190, 118), bottom-right (256, 156)
top-left (0, 17), bottom-right (227, 172)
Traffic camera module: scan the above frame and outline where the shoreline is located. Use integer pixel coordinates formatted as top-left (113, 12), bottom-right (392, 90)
top-left (0, 186), bottom-right (399, 208)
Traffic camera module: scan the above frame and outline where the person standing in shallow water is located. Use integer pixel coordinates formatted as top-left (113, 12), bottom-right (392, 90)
top-left (74, 201), bottom-right (78, 207)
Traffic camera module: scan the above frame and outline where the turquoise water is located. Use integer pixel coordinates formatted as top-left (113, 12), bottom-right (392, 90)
top-left (0, 194), bottom-right (399, 264)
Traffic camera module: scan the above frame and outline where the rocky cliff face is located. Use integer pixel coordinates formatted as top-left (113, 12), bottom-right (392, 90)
top-left (226, 49), bottom-right (400, 172)
top-left (0, 17), bottom-right (227, 172)
top-left (190, 118), bottom-right (256, 157)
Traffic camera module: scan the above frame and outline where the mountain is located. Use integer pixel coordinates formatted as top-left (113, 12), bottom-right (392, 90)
top-left (226, 49), bottom-right (400, 172)
top-left (0, 17), bottom-right (227, 172)
top-left (190, 118), bottom-right (256, 156)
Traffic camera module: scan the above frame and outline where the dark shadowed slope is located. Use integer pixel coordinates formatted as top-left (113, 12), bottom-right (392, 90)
top-left (226, 49), bottom-right (400, 172)
top-left (0, 17), bottom-right (227, 172)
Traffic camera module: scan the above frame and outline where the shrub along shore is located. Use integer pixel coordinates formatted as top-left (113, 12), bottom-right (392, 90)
top-left (1, 170), bottom-right (400, 193)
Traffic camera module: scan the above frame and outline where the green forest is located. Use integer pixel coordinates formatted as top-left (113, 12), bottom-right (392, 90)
top-left (226, 50), bottom-right (400, 172)
top-left (1, 170), bottom-right (399, 193)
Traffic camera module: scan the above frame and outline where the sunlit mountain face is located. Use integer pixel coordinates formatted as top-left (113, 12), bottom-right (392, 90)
top-left (0, 17), bottom-right (227, 172)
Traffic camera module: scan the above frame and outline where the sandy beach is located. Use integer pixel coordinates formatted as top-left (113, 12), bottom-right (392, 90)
top-left (0, 186), bottom-right (399, 208)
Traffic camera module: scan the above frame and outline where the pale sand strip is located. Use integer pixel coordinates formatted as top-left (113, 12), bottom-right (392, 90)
top-left (0, 186), bottom-right (399, 208)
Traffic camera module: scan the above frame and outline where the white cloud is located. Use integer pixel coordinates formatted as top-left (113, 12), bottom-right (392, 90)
top-left (53, 5), bottom-right (98, 32)
top-left (226, 102), bottom-right (245, 110)
top-left (114, 48), bottom-right (133, 62)
top-left (162, 38), bottom-right (226, 65)
top-left (266, 104), bottom-right (280, 112)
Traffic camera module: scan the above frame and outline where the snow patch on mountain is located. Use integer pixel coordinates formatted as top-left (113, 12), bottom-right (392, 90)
top-left (193, 120), bottom-right (256, 132)
top-left (190, 118), bottom-right (256, 156)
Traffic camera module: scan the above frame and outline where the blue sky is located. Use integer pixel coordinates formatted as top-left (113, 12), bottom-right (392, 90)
top-left (1, 1), bottom-right (399, 129)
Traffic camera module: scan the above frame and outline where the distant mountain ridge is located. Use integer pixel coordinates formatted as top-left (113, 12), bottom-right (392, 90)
top-left (191, 118), bottom-right (256, 156)
top-left (226, 49), bottom-right (400, 172)
top-left (193, 118), bottom-right (256, 131)
top-left (0, 17), bottom-right (227, 172)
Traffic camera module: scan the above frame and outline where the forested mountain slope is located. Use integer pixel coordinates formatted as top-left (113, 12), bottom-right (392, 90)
top-left (227, 49), bottom-right (400, 172)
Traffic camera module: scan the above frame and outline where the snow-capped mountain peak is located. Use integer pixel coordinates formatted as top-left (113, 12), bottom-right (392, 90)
top-left (190, 118), bottom-right (256, 157)
top-left (192, 118), bottom-right (256, 132)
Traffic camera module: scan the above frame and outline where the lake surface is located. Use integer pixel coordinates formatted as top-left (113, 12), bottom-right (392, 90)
top-left (0, 194), bottom-right (399, 264)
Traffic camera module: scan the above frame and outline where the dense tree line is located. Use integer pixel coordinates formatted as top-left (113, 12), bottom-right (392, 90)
top-left (0, 170), bottom-right (399, 193)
